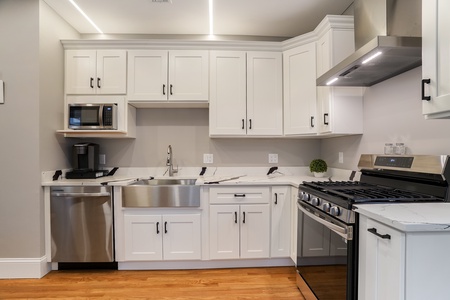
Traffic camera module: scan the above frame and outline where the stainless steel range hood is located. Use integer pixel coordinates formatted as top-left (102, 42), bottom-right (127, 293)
top-left (317, 0), bottom-right (422, 87)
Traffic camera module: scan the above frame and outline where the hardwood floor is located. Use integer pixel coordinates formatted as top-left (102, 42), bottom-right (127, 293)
top-left (0, 267), bottom-right (304, 299)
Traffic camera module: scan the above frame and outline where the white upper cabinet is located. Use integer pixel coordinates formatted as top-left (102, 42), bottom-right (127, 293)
top-left (316, 16), bottom-right (364, 136)
top-left (127, 50), bottom-right (209, 102)
top-left (209, 51), bottom-right (283, 137)
top-left (422, 0), bottom-right (450, 119)
top-left (65, 50), bottom-right (127, 95)
top-left (283, 42), bottom-right (317, 136)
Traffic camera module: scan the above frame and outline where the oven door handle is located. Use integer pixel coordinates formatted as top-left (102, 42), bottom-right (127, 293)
top-left (297, 202), bottom-right (352, 240)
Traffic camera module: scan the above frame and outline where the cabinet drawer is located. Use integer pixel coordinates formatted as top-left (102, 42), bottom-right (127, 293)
top-left (209, 186), bottom-right (270, 204)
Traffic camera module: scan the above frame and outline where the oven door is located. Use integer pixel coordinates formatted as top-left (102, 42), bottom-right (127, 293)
top-left (296, 202), bottom-right (358, 300)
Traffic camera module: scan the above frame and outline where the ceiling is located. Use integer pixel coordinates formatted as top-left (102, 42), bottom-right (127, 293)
top-left (43, 0), bottom-right (354, 39)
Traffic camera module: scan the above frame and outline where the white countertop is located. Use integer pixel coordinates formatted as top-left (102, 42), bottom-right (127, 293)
top-left (355, 203), bottom-right (450, 232)
top-left (42, 166), bottom-right (356, 187)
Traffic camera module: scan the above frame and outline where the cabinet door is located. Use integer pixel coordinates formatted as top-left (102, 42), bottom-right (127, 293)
top-left (246, 52), bottom-right (283, 136)
top-left (301, 212), bottom-right (331, 257)
top-left (168, 50), bottom-right (209, 101)
top-left (96, 50), bottom-right (127, 94)
top-left (240, 204), bottom-right (270, 259)
top-left (162, 214), bottom-right (201, 260)
top-left (359, 216), bottom-right (405, 300)
top-left (422, 0), bottom-right (450, 118)
top-left (123, 214), bottom-right (162, 261)
top-left (271, 187), bottom-right (291, 257)
top-left (65, 50), bottom-right (96, 94)
top-left (127, 50), bottom-right (168, 101)
top-left (209, 205), bottom-right (240, 259)
top-left (283, 43), bottom-right (317, 135)
top-left (209, 51), bottom-right (247, 136)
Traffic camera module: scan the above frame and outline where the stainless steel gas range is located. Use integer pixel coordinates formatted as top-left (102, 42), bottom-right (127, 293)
top-left (296, 154), bottom-right (450, 300)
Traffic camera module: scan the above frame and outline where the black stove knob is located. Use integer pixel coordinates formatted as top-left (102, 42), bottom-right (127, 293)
top-left (322, 202), bottom-right (331, 213)
top-left (330, 206), bottom-right (341, 217)
top-left (311, 197), bottom-right (321, 206)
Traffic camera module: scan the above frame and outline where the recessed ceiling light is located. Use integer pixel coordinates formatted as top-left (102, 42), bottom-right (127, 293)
top-left (152, 0), bottom-right (172, 3)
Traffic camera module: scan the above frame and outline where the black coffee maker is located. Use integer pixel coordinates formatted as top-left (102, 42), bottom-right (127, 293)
top-left (66, 143), bottom-right (108, 179)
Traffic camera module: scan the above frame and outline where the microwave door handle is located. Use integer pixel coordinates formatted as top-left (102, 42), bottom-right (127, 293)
top-left (297, 202), bottom-right (351, 240)
top-left (99, 105), bottom-right (103, 127)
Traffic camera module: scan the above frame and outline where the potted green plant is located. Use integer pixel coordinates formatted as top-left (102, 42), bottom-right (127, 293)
top-left (309, 159), bottom-right (327, 177)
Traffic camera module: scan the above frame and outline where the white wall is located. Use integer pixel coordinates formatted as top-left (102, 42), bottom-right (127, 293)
top-left (92, 108), bottom-right (321, 168)
top-left (0, 0), bottom-right (78, 262)
top-left (321, 66), bottom-right (450, 170)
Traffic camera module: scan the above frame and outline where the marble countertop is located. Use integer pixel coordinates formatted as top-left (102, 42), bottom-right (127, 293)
top-left (42, 166), bottom-right (356, 187)
top-left (354, 203), bottom-right (450, 232)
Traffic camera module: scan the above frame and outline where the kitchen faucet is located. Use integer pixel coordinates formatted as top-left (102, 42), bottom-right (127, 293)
top-left (166, 145), bottom-right (178, 176)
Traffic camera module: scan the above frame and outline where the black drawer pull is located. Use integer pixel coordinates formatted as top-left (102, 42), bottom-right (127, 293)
top-left (324, 113), bottom-right (329, 125)
top-left (368, 228), bottom-right (391, 240)
top-left (234, 193), bottom-right (246, 198)
top-left (90, 77), bottom-right (94, 88)
top-left (234, 211), bottom-right (237, 223)
top-left (156, 222), bottom-right (160, 234)
top-left (164, 221), bottom-right (168, 234)
top-left (97, 78), bottom-right (101, 88)
top-left (163, 84), bottom-right (166, 95)
top-left (242, 119), bottom-right (245, 130)
top-left (310, 116), bottom-right (315, 128)
top-left (274, 193), bottom-right (278, 205)
top-left (170, 84), bottom-right (173, 95)
top-left (243, 211), bottom-right (246, 224)
top-left (249, 119), bottom-right (252, 130)
top-left (422, 78), bottom-right (431, 101)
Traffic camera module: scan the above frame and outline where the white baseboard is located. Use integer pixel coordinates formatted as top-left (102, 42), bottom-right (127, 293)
top-left (0, 256), bottom-right (51, 279)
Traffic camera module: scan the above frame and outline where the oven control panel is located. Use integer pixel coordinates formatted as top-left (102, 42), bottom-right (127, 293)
top-left (374, 156), bottom-right (414, 168)
top-left (298, 191), bottom-right (355, 224)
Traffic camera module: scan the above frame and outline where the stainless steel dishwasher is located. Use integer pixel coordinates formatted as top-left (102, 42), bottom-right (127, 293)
top-left (50, 186), bottom-right (114, 262)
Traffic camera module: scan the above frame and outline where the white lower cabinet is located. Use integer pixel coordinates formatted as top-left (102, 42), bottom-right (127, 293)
top-left (123, 212), bottom-right (201, 261)
top-left (271, 186), bottom-right (291, 257)
top-left (359, 215), bottom-right (405, 300)
top-left (209, 187), bottom-right (270, 259)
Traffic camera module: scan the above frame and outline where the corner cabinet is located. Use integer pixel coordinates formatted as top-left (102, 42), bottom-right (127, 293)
top-left (123, 211), bottom-right (201, 261)
top-left (316, 16), bottom-right (363, 136)
top-left (127, 50), bottom-right (209, 103)
top-left (65, 50), bottom-right (127, 95)
top-left (209, 186), bottom-right (270, 259)
top-left (422, 0), bottom-right (450, 119)
top-left (283, 42), bottom-right (317, 136)
top-left (209, 51), bottom-right (283, 137)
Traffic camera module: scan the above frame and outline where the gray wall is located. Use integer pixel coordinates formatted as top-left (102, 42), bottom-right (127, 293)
top-left (0, 0), bottom-right (78, 259)
top-left (322, 66), bottom-right (450, 170)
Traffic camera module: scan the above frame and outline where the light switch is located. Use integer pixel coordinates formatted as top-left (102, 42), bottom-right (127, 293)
top-left (0, 80), bottom-right (4, 104)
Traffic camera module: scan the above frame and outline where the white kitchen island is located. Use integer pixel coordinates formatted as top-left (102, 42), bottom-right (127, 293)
top-left (355, 203), bottom-right (450, 300)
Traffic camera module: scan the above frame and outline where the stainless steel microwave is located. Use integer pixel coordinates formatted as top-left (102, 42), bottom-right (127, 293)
top-left (68, 103), bottom-right (118, 130)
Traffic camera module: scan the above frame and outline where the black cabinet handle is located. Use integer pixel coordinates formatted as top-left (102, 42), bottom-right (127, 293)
top-left (310, 116), bottom-right (315, 128)
top-left (164, 221), bottom-right (168, 234)
top-left (90, 77), bottom-right (94, 88)
top-left (422, 79), bottom-right (431, 101)
top-left (97, 78), bottom-right (101, 88)
top-left (156, 222), bottom-right (160, 234)
top-left (274, 193), bottom-right (278, 205)
top-left (170, 84), bottom-right (173, 95)
top-left (243, 212), bottom-right (246, 224)
top-left (324, 113), bottom-right (329, 125)
top-left (163, 84), bottom-right (166, 95)
top-left (368, 228), bottom-right (391, 240)
top-left (234, 211), bottom-right (238, 223)
top-left (249, 119), bottom-right (252, 130)
top-left (234, 193), bottom-right (246, 197)
top-left (242, 119), bottom-right (245, 130)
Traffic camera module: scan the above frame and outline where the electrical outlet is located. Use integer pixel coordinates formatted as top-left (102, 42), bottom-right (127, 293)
top-left (339, 152), bottom-right (344, 164)
top-left (268, 153), bottom-right (278, 164)
top-left (99, 154), bottom-right (106, 165)
top-left (203, 154), bottom-right (213, 164)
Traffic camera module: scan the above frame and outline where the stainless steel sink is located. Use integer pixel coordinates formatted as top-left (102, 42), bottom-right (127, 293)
top-left (122, 178), bottom-right (200, 207)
